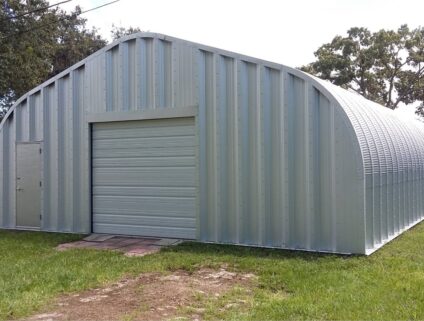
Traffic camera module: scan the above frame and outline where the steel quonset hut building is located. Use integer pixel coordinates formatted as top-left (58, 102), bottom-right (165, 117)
top-left (1, 33), bottom-right (424, 255)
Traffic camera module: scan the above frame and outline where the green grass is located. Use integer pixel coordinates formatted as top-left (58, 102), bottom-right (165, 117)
top-left (1, 225), bottom-right (424, 320)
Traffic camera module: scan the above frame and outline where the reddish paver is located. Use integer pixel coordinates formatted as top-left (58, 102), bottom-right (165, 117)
top-left (56, 235), bottom-right (177, 257)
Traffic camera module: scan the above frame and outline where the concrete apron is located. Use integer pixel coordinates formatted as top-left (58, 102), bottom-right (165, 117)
top-left (56, 234), bottom-right (183, 257)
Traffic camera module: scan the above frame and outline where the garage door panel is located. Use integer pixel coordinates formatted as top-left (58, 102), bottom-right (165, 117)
top-left (93, 136), bottom-right (196, 150)
top-left (93, 126), bottom-right (195, 140)
top-left (92, 146), bottom-right (195, 158)
top-left (93, 186), bottom-right (196, 198)
top-left (93, 167), bottom-right (196, 186)
top-left (93, 196), bottom-right (196, 217)
top-left (92, 117), bottom-right (197, 239)
top-left (93, 156), bottom-right (195, 168)
top-left (94, 224), bottom-right (196, 239)
top-left (94, 214), bottom-right (195, 228)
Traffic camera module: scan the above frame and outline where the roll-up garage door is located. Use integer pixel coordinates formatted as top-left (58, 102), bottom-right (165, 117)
top-left (92, 117), bottom-right (197, 239)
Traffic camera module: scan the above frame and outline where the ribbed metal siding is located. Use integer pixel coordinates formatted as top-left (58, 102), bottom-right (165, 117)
top-left (0, 32), bottom-right (422, 254)
top-left (197, 55), bottom-right (363, 253)
top-left (316, 81), bottom-right (424, 253)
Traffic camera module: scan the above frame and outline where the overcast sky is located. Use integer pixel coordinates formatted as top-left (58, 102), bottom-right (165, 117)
top-left (61, 0), bottom-right (423, 116)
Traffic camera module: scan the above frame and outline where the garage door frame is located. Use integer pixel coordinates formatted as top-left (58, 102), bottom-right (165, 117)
top-left (87, 106), bottom-right (199, 239)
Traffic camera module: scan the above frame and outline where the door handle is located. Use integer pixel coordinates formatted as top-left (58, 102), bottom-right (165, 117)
top-left (16, 186), bottom-right (24, 192)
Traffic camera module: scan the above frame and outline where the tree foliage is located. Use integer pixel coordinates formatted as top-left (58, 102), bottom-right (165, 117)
top-left (302, 25), bottom-right (424, 115)
top-left (110, 24), bottom-right (141, 41)
top-left (0, 0), bottom-right (107, 120)
top-left (48, 6), bottom-right (106, 78)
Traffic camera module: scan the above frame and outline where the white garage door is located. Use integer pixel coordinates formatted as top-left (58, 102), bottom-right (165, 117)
top-left (92, 117), bottom-right (197, 239)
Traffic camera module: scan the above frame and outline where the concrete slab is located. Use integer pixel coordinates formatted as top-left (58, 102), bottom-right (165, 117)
top-left (155, 238), bottom-right (183, 246)
top-left (83, 234), bottom-right (116, 242)
top-left (57, 235), bottom-right (183, 257)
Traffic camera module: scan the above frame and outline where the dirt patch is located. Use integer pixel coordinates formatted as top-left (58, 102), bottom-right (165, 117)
top-left (25, 267), bottom-right (257, 321)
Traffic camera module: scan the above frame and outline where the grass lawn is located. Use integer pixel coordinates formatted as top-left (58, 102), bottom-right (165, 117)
top-left (1, 225), bottom-right (424, 321)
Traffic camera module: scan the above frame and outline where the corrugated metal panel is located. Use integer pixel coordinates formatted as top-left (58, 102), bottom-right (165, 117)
top-left (195, 49), bottom-right (363, 253)
top-left (92, 117), bottom-right (196, 239)
top-left (316, 80), bottom-right (424, 253)
top-left (0, 32), bottom-right (423, 254)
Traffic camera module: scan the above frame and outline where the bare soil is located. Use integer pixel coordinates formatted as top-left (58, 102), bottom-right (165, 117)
top-left (24, 267), bottom-right (256, 321)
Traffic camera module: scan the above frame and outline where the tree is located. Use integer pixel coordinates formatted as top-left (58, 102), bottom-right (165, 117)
top-left (110, 24), bottom-right (142, 41)
top-left (301, 25), bottom-right (424, 115)
top-left (48, 6), bottom-right (106, 78)
top-left (0, 0), bottom-right (107, 121)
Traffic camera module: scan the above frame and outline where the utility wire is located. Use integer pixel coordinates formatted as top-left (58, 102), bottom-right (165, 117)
top-left (1, 0), bottom-right (120, 40)
top-left (77, 0), bottom-right (119, 14)
top-left (2, 0), bottom-right (73, 21)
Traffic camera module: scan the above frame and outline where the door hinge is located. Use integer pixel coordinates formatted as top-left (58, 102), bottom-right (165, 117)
top-left (39, 148), bottom-right (42, 154)
top-left (40, 214), bottom-right (42, 220)
top-left (39, 181), bottom-right (42, 187)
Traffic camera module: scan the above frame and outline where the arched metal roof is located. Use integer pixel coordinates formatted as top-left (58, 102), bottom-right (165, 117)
top-left (318, 79), bottom-right (424, 176)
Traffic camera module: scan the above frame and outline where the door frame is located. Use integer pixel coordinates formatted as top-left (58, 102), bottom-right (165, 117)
top-left (88, 108), bottom-right (199, 237)
top-left (15, 141), bottom-right (43, 230)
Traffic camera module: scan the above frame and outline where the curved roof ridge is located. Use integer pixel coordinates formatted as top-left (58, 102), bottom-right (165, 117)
top-left (0, 32), bottom-right (353, 129)
top-left (315, 77), bottom-right (424, 175)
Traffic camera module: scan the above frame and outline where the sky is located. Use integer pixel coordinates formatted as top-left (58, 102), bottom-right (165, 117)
top-left (60, 0), bottom-right (424, 116)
